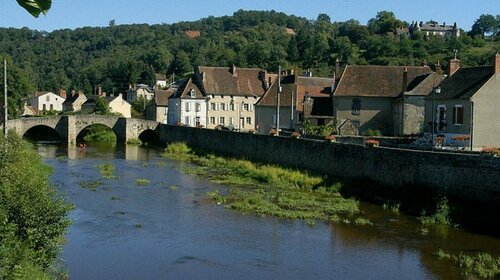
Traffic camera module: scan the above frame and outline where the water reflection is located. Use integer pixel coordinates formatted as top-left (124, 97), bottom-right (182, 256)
top-left (35, 145), bottom-right (500, 280)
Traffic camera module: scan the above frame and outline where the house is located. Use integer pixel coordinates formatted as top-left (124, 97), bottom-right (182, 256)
top-left (62, 90), bottom-right (87, 112)
top-left (167, 77), bottom-right (206, 127)
top-left (168, 65), bottom-right (275, 131)
top-left (155, 73), bottom-right (168, 89)
top-left (394, 70), bottom-right (445, 136)
top-left (82, 93), bottom-right (132, 118)
top-left (27, 91), bottom-right (66, 114)
top-left (145, 86), bottom-right (177, 124)
top-left (333, 65), bottom-right (432, 136)
top-left (409, 21), bottom-right (460, 37)
top-left (424, 54), bottom-right (500, 150)
top-left (256, 73), bottom-right (334, 134)
top-left (126, 84), bottom-right (155, 103)
top-left (199, 65), bottom-right (274, 131)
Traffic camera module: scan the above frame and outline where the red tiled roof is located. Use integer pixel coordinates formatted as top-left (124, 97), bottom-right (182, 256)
top-left (257, 75), bottom-right (333, 112)
top-left (197, 66), bottom-right (269, 97)
top-left (334, 65), bottom-right (432, 97)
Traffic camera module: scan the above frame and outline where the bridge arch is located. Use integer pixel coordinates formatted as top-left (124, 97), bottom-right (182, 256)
top-left (76, 123), bottom-right (119, 143)
top-left (138, 129), bottom-right (161, 145)
top-left (23, 125), bottom-right (63, 142)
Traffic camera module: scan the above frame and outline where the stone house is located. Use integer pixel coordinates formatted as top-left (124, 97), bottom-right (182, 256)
top-left (393, 71), bottom-right (444, 136)
top-left (127, 84), bottom-right (155, 103)
top-left (82, 93), bottom-right (132, 118)
top-left (255, 74), bottom-right (334, 134)
top-left (409, 21), bottom-right (460, 37)
top-left (167, 77), bottom-right (206, 127)
top-left (62, 90), bottom-right (87, 112)
top-left (145, 86), bottom-right (177, 124)
top-left (424, 54), bottom-right (500, 149)
top-left (28, 91), bottom-right (66, 114)
top-left (333, 65), bottom-right (432, 136)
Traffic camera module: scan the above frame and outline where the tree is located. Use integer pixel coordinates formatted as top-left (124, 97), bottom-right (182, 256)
top-left (368, 11), bottom-right (406, 35)
top-left (93, 96), bottom-right (110, 115)
top-left (16, 0), bottom-right (51, 17)
top-left (470, 14), bottom-right (499, 37)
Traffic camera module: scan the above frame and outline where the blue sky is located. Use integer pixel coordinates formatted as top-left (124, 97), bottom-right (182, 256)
top-left (0, 0), bottom-right (497, 32)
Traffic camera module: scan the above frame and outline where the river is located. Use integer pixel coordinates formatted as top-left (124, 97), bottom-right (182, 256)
top-left (35, 143), bottom-right (499, 280)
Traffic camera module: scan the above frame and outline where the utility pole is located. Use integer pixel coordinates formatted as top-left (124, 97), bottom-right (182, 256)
top-left (276, 65), bottom-right (281, 136)
top-left (290, 90), bottom-right (294, 130)
top-left (3, 59), bottom-right (7, 138)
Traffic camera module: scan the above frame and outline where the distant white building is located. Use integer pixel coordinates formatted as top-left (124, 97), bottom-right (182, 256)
top-left (155, 73), bottom-right (168, 89)
top-left (126, 84), bottom-right (155, 103)
top-left (28, 91), bottom-right (66, 113)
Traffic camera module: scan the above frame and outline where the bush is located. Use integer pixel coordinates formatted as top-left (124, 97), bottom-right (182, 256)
top-left (0, 133), bottom-right (73, 278)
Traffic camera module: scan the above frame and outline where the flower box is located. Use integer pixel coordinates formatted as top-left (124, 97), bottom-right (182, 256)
top-left (365, 139), bottom-right (379, 147)
top-left (291, 131), bottom-right (301, 139)
top-left (481, 147), bottom-right (500, 157)
top-left (324, 135), bottom-right (336, 143)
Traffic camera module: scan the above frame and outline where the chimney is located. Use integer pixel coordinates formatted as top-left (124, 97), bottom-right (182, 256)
top-left (494, 52), bottom-right (500, 74)
top-left (335, 58), bottom-right (340, 81)
top-left (402, 67), bottom-right (408, 92)
top-left (449, 58), bottom-right (460, 76)
top-left (59, 89), bottom-right (67, 99)
top-left (420, 59), bottom-right (428, 67)
top-left (231, 64), bottom-right (237, 77)
top-left (435, 61), bottom-right (442, 73)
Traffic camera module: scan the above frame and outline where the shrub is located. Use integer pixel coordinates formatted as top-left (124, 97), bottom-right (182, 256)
top-left (365, 129), bottom-right (382, 137)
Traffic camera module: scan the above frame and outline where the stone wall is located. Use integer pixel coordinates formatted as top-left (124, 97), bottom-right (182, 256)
top-left (158, 125), bottom-right (500, 206)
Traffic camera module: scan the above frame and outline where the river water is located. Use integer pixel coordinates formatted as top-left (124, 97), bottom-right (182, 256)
top-left (36, 144), bottom-right (500, 280)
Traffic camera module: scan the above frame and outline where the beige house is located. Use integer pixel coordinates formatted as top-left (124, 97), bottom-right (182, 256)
top-left (127, 84), bottom-right (155, 103)
top-left (199, 65), bottom-right (274, 131)
top-left (256, 74), bottom-right (334, 134)
top-left (424, 54), bottom-right (500, 149)
top-left (82, 94), bottom-right (132, 118)
top-left (62, 91), bottom-right (87, 112)
top-left (145, 87), bottom-right (177, 124)
top-left (333, 65), bottom-right (432, 136)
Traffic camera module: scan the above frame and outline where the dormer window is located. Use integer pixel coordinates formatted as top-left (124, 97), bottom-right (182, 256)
top-left (351, 98), bottom-right (361, 115)
top-left (189, 89), bottom-right (196, 98)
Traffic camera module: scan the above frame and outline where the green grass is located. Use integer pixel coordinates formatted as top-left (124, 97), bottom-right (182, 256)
top-left (163, 142), bottom-right (370, 225)
top-left (80, 179), bottom-right (102, 191)
top-left (126, 138), bottom-right (142, 145)
top-left (436, 249), bottom-right (500, 279)
top-left (420, 197), bottom-right (452, 226)
top-left (169, 185), bottom-right (178, 191)
top-left (97, 163), bottom-right (117, 179)
top-left (136, 178), bottom-right (150, 186)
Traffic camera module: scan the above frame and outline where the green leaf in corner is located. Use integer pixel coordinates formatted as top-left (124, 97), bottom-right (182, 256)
top-left (17, 0), bottom-right (52, 18)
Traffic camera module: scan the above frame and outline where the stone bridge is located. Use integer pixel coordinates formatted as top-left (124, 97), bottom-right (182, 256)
top-left (7, 115), bottom-right (160, 143)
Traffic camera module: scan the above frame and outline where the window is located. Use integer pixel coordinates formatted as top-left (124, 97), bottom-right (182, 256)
top-left (246, 117), bottom-right (252, 125)
top-left (230, 103), bottom-right (235, 111)
top-left (351, 98), bottom-right (361, 115)
top-left (50, 104), bottom-right (53, 110)
top-left (185, 102), bottom-right (191, 112)
top-left (243, 103), bottom-right (249, 111)
top-left (219, 117), bottom-right (225, 124)
top-left (210, 117), bottom-right (216, 124)
top-left (189, 89), bottom-right (196, 98)
top-left (46, 95), bottom-right (50, 102)
top-left (43, 104), bottom-right (46, 111)
top-left (210, 103), bottom-right (216, 111)
top-left (220, 103), bottom-right (226, 111)
top-left (195, 103), bottom-right (201, 112)
top-left (437, 105), bottom-right (447, 131)
top-left (453, 105), bottom-right (464, 125)
top-left (164, 108), bottom-right (168, 115)
top-left (185, 116), bottom-right (190, 126)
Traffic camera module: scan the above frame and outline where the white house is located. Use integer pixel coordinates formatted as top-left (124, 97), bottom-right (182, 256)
top-left (127, 84), bottom-right (155, 103)
top-left (168, 77), bottom-right (207, 127)
top-left (28, 91), bottom-right (66, 113)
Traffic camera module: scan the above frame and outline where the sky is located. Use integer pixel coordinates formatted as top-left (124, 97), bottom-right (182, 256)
top-left (0, 0), bottom-right (498, 32)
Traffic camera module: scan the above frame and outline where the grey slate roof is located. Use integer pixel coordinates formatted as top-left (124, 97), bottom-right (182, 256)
top-left (428, 66), bottom-right (493, 99)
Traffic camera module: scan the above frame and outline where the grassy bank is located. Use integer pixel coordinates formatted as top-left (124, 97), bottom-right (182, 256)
top-left (162, 142), bottom-right (370, 225)
top-left (436, 249), bottom-right (500, 279)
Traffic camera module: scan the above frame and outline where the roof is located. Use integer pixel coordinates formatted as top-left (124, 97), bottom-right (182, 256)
top-left (62, 92), bottom-right (86, 105)
top-left (170, 77), bottom-right (205, 99)
top-left (334, 65), bottom-right (432, 97)
top-left (184, 30), bottom-right (201, 38)
top-left (257, 75), bottom-right (333, 111)
top-left (196, 66), bottom-right (269, 97)
top-left (428, 66), bottom-right (493, 99)
top-left (404, 72), bottom-right (445, 96)
top-left (154, 87), bottom-right (176, 106)
top-left (284, 27), bottom-right (296, 35)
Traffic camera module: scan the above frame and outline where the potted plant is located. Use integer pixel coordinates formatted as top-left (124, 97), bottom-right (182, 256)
top-left (269, 129), bottom-right (277, 136)
top-left (481, 147), bottom-right (500, 157)
top-left (365, 139), bottom-right (379, 147)
top-left (291, 131), bottom-right (301, 139)
top-left (324, 135), bottom-right (336, 143)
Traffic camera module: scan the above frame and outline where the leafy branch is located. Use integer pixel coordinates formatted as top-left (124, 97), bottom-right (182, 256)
top-left (16, 0), bottom-right (51, 17)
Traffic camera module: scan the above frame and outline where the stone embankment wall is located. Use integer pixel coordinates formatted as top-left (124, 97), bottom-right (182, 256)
top-left (158, 125), bottom-right (500, 206)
